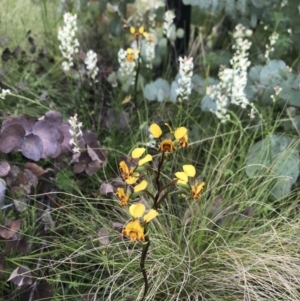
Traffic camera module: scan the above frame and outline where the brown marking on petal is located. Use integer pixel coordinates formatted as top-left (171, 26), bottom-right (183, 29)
top-left (158, 139), bottom-right (175, 153)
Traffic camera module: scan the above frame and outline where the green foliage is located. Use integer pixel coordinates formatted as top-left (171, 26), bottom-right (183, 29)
top-left (246, 134), bottom-right (299, 200)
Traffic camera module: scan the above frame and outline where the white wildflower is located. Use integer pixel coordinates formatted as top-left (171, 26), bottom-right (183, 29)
top-left (146, 133), bottom-right (157, 148)
top-left (265, 32), bottom-right (279, 61)
top-left (143, 33), bottom-right (156, 69)
top-left (206, 24), bottom-right (252, 122)
top-left (248, 107), bottom-right (255, 119)
top-left (58, 12), bottom-right (80, 72)
top-left (163, 10), bottom-right (176, 44)
top-left (85, 50), bottom-right (99, 83)
top-left (176, 56), bottom-right (194, 102)
top-left (0, 88), bottom-right (11, 99)
top-left (68, 114), bottom-right (82, 153)
top-left (148, 10), bottom-right (156, 32)
top-left (271, 85), bottom-right (282, 102)
top-left (274, 85), bottom-right (282, 95)
top-left (118, 48), bottom-right (139, 85)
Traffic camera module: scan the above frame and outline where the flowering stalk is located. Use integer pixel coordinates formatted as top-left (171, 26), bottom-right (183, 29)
top-left (176, 56), bottom-right (194, 102)
top-left (143, 33), bottom-right (156, 69)
top-left (163, 10), bottom-right (176, 45)
top-left (118, 48), bottom-right (139, 84)
top-left (58, 12), bottom-right (80, 72)
top-left (84, 50), bottom-right (99, 84)
top-left (114, 123), bottom-right (203, 301)
top-left (68, 114), bottom-right (83, 153)
top-left (206, 24), bottom-right (252, 122)
top-left (265, 32), bottom-right (279, 62)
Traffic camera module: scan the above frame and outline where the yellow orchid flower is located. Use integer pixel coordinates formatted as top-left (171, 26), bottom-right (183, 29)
top-left (149, 123), bottom-right (188, 153)
top-left (122, 220), bottom-right (145, 242)
top-left (115, 187), bottom-right (130, 206)
top-left (122, 204), bottom-right (158, 242)
top-left (175, 165), bottom-right (205, 200)
top-left (191, 181), bottom-right (205, 200)
top-left (130, 26), bottom-right (147, 39)
top-left (119, 161), bottom-right (139, 184)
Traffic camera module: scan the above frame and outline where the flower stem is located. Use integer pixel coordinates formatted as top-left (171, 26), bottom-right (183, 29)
top-left (153, 152), bottom-right (164, 210)
top-left (140, 233), bottom-right (150, 301)
top-left (133, 54), bottom-right (140, 108)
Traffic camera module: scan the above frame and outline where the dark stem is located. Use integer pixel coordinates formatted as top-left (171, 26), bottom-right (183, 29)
top-left (153, 152), bottom-right (165, 210)
top-left (140, 234), bottom-right (150, 301)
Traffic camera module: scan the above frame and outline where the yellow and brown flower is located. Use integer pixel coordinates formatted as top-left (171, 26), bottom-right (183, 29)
top-left (116, 187), bottom-right (130, 206)
top-left (130, 26), bottom-right (147, 40)
top-left (158, 139), bottom-right (176, 153)
top-left (149, 123), bottom-right (188, 153)
top-left (122, 204), bottom-right (158, 242)
top-left (122, 220), bottom-right (145, 242)
top-left (191, 181), bottom-right (205, 200)
top-left (119, 161), bottom-right (139, 184)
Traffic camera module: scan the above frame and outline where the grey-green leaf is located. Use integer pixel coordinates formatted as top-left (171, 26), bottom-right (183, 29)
top-left (246, 134), bottom-right (299, 199)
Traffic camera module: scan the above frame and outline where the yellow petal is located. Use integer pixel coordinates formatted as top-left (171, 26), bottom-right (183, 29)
top-left (121, 95), bottom-right (131, 104)
top-left (196, 182), bottom-right (205, 194)
top-left (132, 147), bottom-right (146, 159)
top-left (119, 161), bottom-right (129, 174)
top-left (144, 209), bottom-right (158, 223)
top-left (130, 26), bottom-right (135, 34)
top-left (149, 123), bottom-right (162, 138)
top-left (177, 180), bottom-right (188, 186)
top-left (126, 173), bottom-right (139, 184)
top-left (129, 203), bottom-right (146, 218)
top-left (174, 127), bottom-right (187, 140)
top-left (116, 187), bottom-right (126, 198)
top-left (175, 172), bottom-right (188, 183)
top-left (183, 165), bottom-right (196, 177)
top-left (123, 220), bottom-right (144, 242)
top-left (138, 154), bottom-right (152, 166)
top-left (134, 180), bottom-right (148, 192)
top-left (127, 48), bottom-right (133, 54)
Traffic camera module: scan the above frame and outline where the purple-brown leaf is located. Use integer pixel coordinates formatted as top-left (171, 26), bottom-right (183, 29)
top-left (0, 161), bottom-right (10, 177)
top-left (98, 227), bottom-right (110, 245)
top-left (44, 110), bottom-right (63, 126)
top-left (7, 266), bottom-right (32, 286)
top-left (21, 133), bottom-right (43, 161)
top-left (0, 220), bottom-right (23, 239)
top-left (86, 160), bottom-right (101, 176)
top-left (32, 120), bottom-right (60, 158)
top-left (100, 183), bottom-right (114, 195)
top-left (1, 115), bottom-right (35, 135)
top-left (24, 162), bottom-right (47, 177)
top-left (0, 124), bottom-right (25, 153)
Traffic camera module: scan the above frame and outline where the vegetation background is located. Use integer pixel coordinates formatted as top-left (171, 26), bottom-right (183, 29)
top-left (0, 0), bottom-right (300, 300)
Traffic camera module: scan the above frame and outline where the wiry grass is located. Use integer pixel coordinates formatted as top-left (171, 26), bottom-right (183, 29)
top-left (3, 115), bottom-right (297, 301)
